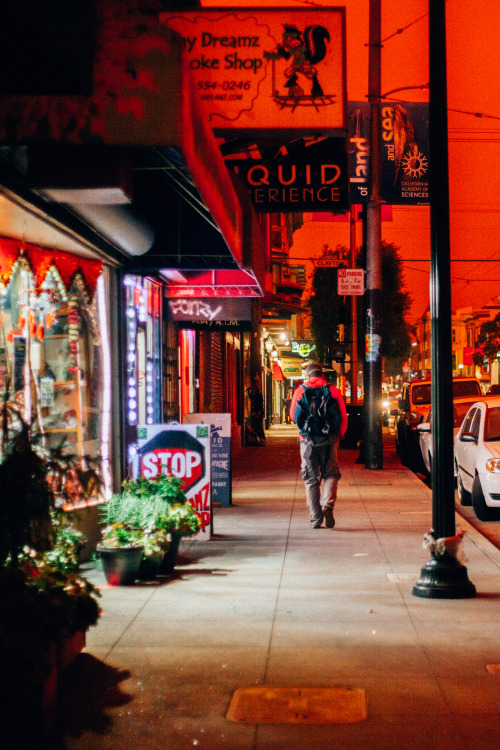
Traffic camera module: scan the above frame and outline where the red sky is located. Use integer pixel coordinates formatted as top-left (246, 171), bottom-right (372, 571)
top-left (201, 0), bottom-right (500, 325)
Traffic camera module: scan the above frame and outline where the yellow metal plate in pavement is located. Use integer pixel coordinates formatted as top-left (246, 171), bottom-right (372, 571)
top-left (226, 686), bottom-right (367, 724)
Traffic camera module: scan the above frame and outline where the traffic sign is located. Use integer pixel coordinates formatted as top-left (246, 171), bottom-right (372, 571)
top-left (337, 268), bottom-right (364, 295)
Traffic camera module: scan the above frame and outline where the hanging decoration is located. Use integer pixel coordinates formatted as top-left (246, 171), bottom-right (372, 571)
top-left (0, 238), bottom-right (103, 299)
top-left (66, 296), bottom-right (81, 375)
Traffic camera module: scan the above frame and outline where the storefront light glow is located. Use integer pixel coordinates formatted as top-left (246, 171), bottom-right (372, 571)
top-left (129, 410), bottom-right (137, 422)
top-left (128, 399), bottom-right (137, 410)
top-left (97, 273), bottom-right (113, 501)
top-left (128, 387), bottom-right (136, 398)
top-left (127, 352), bottom-right (135, 363)
top-left (126, 307), bottom-right (135, 318)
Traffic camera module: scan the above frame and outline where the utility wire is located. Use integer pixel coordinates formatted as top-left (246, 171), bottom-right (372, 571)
top-left (381, 11), bottom-right (429, 43)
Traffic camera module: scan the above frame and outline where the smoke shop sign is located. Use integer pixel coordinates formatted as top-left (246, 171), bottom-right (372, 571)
top-left (160, 8), bottom-right (346, 133)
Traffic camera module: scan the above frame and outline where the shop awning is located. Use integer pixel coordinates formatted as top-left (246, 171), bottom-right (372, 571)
top-left (273, 363), bottom-right (285, 381)
top-left (0, 4), bottom-right (264, 286)
top-left (164, 270), bottom-right (261, 299)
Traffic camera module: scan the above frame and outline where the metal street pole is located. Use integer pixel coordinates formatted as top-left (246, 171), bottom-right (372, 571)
top-left (412, 0), bottom-right (475, 598)
top-left (350, 205), bottom-right (358, 405)
top-left (364, 0), bottom-right (383, 469)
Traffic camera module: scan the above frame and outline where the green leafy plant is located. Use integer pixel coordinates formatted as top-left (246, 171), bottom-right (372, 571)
top-left (164, 503), bottom-right (202, 537)
top-left (101, 474), bottom-right (201, 543)
top-left (99, 522), bottom-right (145, 549)
top-left (122, 473), bottom-right (187, 505)
top-left (0, 391), bottom-right (103, 568)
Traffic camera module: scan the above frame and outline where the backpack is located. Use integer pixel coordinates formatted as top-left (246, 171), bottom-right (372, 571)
top-left (295, 385), bottom-right (341, 446)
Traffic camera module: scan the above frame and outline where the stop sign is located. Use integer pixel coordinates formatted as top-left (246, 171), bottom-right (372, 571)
top-left (138, 429), bottom-right (206, 493)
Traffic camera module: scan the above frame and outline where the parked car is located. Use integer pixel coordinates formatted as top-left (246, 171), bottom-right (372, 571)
top-left (382, 393), bottom-right (400, 427)
top-left (396, 377), bottom-right (482, 472)
top-left (417, 395), bottom-right (499, 478)
top-left (454, 396), bottom-right (500, 521)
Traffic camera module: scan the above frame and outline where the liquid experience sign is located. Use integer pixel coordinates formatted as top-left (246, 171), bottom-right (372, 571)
top-left (225, 136), bottom-right (348, 212)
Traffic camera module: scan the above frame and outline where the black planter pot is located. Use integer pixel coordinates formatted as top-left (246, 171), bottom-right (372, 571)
top-left (158, 532), bottom-right (182, 575)
top-left (138, 552), bottom-right (164, 581)
top-left (97, 544), bottom-right (144, 586)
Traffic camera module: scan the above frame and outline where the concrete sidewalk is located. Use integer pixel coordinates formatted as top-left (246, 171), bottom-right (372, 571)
top-left (60, 425), bottom-right (500, 750)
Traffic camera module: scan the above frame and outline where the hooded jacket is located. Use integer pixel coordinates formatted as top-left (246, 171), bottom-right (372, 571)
top-left (289, 375), bottom-right (348, 440)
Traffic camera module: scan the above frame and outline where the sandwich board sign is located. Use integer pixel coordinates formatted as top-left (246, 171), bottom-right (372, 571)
top-left (134, 423), bottom-right (212, 540)
top-left (183, 413), bottom-right (232, 507)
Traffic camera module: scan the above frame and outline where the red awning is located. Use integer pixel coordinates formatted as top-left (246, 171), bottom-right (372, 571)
top-left (164, 270), bottom-right (261, 298)
top-left (273, 363), bottom-right (285, 381)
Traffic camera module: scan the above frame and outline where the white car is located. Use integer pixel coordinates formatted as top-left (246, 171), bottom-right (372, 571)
top-left (454, 396), bottom-right (500, 521)
top-left (416, 395), bottom-right (492, 478)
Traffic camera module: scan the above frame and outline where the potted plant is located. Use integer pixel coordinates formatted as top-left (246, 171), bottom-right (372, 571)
top-left (0, 391), bottom-right (103, 742)
top-left (121, 474), bottom-right (202, 574)
top-left (97, 522), bottom-right (146, 586)
top-left (97, 487), bottom-right (172, 584)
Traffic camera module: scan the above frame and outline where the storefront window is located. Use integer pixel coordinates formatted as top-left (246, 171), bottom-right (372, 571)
top-left (124, 275), bottom-right (163, 464)
top-left (0, 249), bottom-right (111, 508)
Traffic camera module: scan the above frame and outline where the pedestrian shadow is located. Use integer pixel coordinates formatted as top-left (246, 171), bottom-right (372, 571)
top-left (169, 566), bottom-right (233, 581)
top-left (58, 653), bottom-right (132, 740)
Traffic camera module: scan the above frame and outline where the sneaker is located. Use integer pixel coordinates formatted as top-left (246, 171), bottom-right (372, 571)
top-left (312, 520), bottom-right (323, 529)
top-left (323, 507), bottom-right (335, 528)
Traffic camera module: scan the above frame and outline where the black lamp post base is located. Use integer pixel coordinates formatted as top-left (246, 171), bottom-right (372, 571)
top-left (413, 554), bottom-right (477, 599)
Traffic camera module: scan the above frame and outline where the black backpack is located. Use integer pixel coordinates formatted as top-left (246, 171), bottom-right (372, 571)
top-left (295, 385), bottom-right (341, 446)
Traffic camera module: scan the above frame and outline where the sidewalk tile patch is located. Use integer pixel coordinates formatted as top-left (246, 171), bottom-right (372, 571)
top-left (349, 481), bottom-right (392, 486)
top-left (387, 573), bottom-right (419, 583)
top-left (226, 687), bottom-right (367, 724)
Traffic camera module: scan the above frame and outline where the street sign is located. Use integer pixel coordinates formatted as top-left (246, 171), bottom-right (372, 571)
top-left (314, 258), bottom-right (344, 268)
top-left (337, 268), bottom-right (364, 295)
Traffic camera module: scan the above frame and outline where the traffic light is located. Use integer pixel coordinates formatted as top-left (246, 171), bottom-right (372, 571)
top-left (329, 344), bottom-right (345, 363)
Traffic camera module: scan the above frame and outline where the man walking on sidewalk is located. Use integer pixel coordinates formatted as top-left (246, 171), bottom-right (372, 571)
top-left (290, 362), bottom-right (348, 528)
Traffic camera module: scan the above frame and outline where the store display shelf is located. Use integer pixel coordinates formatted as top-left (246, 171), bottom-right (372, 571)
top-left (44, 428), bottom-right (78, 434)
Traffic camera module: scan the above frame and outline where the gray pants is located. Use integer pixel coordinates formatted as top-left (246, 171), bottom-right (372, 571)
top-left (300, 438), bottom-right (341, 525)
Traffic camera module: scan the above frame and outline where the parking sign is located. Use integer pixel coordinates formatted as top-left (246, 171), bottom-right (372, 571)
top-left (337, 268), bottom-right (364, 295)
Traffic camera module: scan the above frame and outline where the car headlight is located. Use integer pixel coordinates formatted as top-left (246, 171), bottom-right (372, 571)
top-left (486, 459), bottom-right (500, 473)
